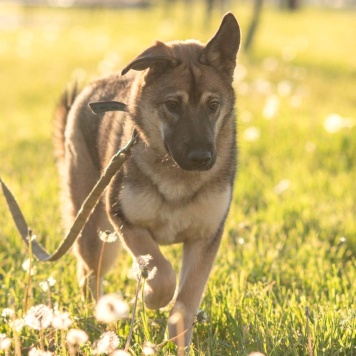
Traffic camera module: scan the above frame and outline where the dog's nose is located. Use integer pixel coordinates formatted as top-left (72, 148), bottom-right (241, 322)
top-left (187, 150), bottom-right (212, 167)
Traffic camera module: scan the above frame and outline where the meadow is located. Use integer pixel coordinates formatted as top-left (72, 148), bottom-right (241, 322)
top-left (0, 2), bottom-right (355, 355)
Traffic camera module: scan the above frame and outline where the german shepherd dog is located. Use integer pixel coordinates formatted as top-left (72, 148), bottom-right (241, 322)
top-left (54, 13), bottom-right (240, 346)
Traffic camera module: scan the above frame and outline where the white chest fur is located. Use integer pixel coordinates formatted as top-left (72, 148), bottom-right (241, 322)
top-left (119, 182), bottom-right (231, 244)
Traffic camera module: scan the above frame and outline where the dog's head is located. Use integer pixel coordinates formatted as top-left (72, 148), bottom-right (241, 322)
top-left (122, 13), bottom-right (240, 171)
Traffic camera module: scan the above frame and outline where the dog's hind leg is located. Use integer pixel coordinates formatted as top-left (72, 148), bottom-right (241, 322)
top-left (61, 125), bottom-right (119, 300)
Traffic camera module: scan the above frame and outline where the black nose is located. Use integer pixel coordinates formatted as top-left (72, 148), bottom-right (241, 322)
top-left (187, 150), bottom-right (212, 167)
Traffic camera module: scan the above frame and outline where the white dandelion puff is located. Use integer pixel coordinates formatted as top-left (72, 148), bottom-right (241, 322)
top-left (22, 258), bottom-right (37, 275)
top-left (66, 329), bottom-right (89, 346)
top-left (263, 95), bottom-right (279, 119)
top-left (277, 80), bottom-right (293, 97)
top-left (10, 318), bottom-right (25, 332)
top-left (132, 254), bottom-right (157, 280)
top-left (1, 308), bottom-right (15, 319)
top-left (340, 237), bottom-right (346, 243)
top-left (142, 342), bottom-right (157, 355)
top-left (274, 179), bottom-right (291, 195)
top-left (95, 294), bottom-right (129, 323)
top-left (47, 276), bottom-right (56, 286)
top-left (146, 266), bottom-right (157, 281)
top-left (111, 350), bottom-right (131, 356)
top-left (25, 304), bottom-right (53, 330)
top-left (238, 237), bottom-right (245, 245)
top-left (196, 310), bottom-right (209, 324)
top-left (52, 311), bottom-right (72, 330)
top-left (29, 234), bottom-right (37, 241)
top-left (324, 113), bottom-right (355, 133)
top-left (254, 79), bottom-right (272, 95)
top-left (99, 230), bottom-right (118, 243)
top-left (28, 348), bottom-right (53, 356)
top-left (243, 127), bottom-right (260, 142)
top-left (39, 277), bottom-right (56, 292)
top-left (93, 331), bottom-right (120, 354)
top-left (0, 334), bottom-right (11, 351)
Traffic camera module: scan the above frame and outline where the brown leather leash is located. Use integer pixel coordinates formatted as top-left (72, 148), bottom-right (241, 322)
top-left (0, 101), bottom-right (137, 262)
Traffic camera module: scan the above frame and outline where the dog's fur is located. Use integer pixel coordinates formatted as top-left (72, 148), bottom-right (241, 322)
top-left (54, 13), bottom-right (240, 345)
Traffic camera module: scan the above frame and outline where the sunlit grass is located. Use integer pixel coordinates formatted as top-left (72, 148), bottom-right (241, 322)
top-left (0, 2), bottom-right (355, 355)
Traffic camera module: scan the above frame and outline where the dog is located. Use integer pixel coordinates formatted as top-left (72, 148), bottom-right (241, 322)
top-left (54, 12), bottom-right (240, 346)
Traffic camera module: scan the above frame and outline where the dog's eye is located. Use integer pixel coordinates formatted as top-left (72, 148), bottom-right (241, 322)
top-left (208, 100), bottom-right (220, 113)
top-left (165, 100), bottom-right (180, 113)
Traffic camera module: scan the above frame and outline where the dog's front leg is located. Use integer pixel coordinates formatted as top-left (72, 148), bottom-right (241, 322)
top-left (106, 175), bottom-right (176, 309)
top-left (120, 225), bottom-right (177, 309)
top-left (168, 232), bottom-right (222, 347)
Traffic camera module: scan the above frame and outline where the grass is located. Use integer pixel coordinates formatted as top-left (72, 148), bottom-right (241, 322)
top-left (0, 1), bottom-right (355, 355)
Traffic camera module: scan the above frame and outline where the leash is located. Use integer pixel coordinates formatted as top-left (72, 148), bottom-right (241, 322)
top-left (1, 101), bottom-right (137, 262)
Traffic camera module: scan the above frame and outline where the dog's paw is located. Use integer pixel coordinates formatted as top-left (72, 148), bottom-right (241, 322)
top-left (144, 263), bottom-right (176, 309)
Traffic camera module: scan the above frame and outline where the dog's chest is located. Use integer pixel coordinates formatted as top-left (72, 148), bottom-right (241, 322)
top-left (119, 181), bottom-right (230, 244)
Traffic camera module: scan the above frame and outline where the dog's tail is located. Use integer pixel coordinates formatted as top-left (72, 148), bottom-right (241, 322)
top-left (53, 84), bottom-right (78, 162)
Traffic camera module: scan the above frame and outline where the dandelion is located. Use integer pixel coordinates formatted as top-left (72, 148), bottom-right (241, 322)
top-left (142, 342), bottom-right (157, 355)
top-left (324, 113), bottom-right (344, 133)
top-left (111, 351), bottom-right (131, 356)
top-left (66, 328), bottom-right (88, 346)
top-left (1, 308), bottom-right (15, 319)
top-left (93, 331), bottom-right (120, 354)
top-left (340, 237), bottom-right (346, 243)
top-left (28, 348), bottom-right (53, 356)
top-left (277, 80), bottom-right (293, 97)
top-left (263, 95), bottom-right (279, 119)
top-left (243, 127), bottom-right (260, 142)
top-left (95, 293), bottom-right (129, 323)
top-left (22, 258), bottom-right (37, 275)
top-left (238, 237), bottom-right (245, 245)
top-left (97, 230), bottom-right (119, 299)
top-left (52, 311), bottom-right (72, 330)
top-left (290, 94), bottom-right (302, 108)
top-left (39, 276), bottom-right (56, 292)
top-left (195, 310), bottom-right (209, 324)
top-left (99, 230), bottom-right (118, 243)
top-left (9, 318), bottom-right (25, 332)
top-left (0, 334), bottom-right (11, 351)
top-left (254, 79), bottom-right (272, 95)
top-left (28, 234), bottom-right (37, 241)
top-left (274, 179), bottom-right (291, 195)
top-left (132, 254), bottom-right (157, 281)
top-left (324, 113), bottom-right (355, 133)
top-left (25, 304), bottom-right (53, 330)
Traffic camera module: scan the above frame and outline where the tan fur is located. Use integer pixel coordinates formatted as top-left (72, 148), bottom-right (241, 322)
top-left (54, 13), bottom-right (241, 347)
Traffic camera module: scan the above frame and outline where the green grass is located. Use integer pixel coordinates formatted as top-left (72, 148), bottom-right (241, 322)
top-left (0, 2), bottom-right (355, 355)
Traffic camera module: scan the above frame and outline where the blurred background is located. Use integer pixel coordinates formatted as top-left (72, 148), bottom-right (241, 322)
top-left (0, 0), bottom-right (355, 252)
top-left (0, 0), bottom-right (355, 251)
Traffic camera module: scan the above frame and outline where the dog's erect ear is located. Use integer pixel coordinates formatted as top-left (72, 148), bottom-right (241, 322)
top-left (199, 13), bottom-right (241, 77)
top-left (121, 41), bottom-right (179, 76)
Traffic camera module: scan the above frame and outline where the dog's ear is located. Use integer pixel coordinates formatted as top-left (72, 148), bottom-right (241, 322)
top-left (199, 13), bottom-right (241, 77)
top-left (121, 41), bottom-right (179, 76)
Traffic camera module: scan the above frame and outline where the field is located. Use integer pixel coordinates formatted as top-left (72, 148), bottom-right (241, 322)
top-left (0, 2), bottom-right (355, 355)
